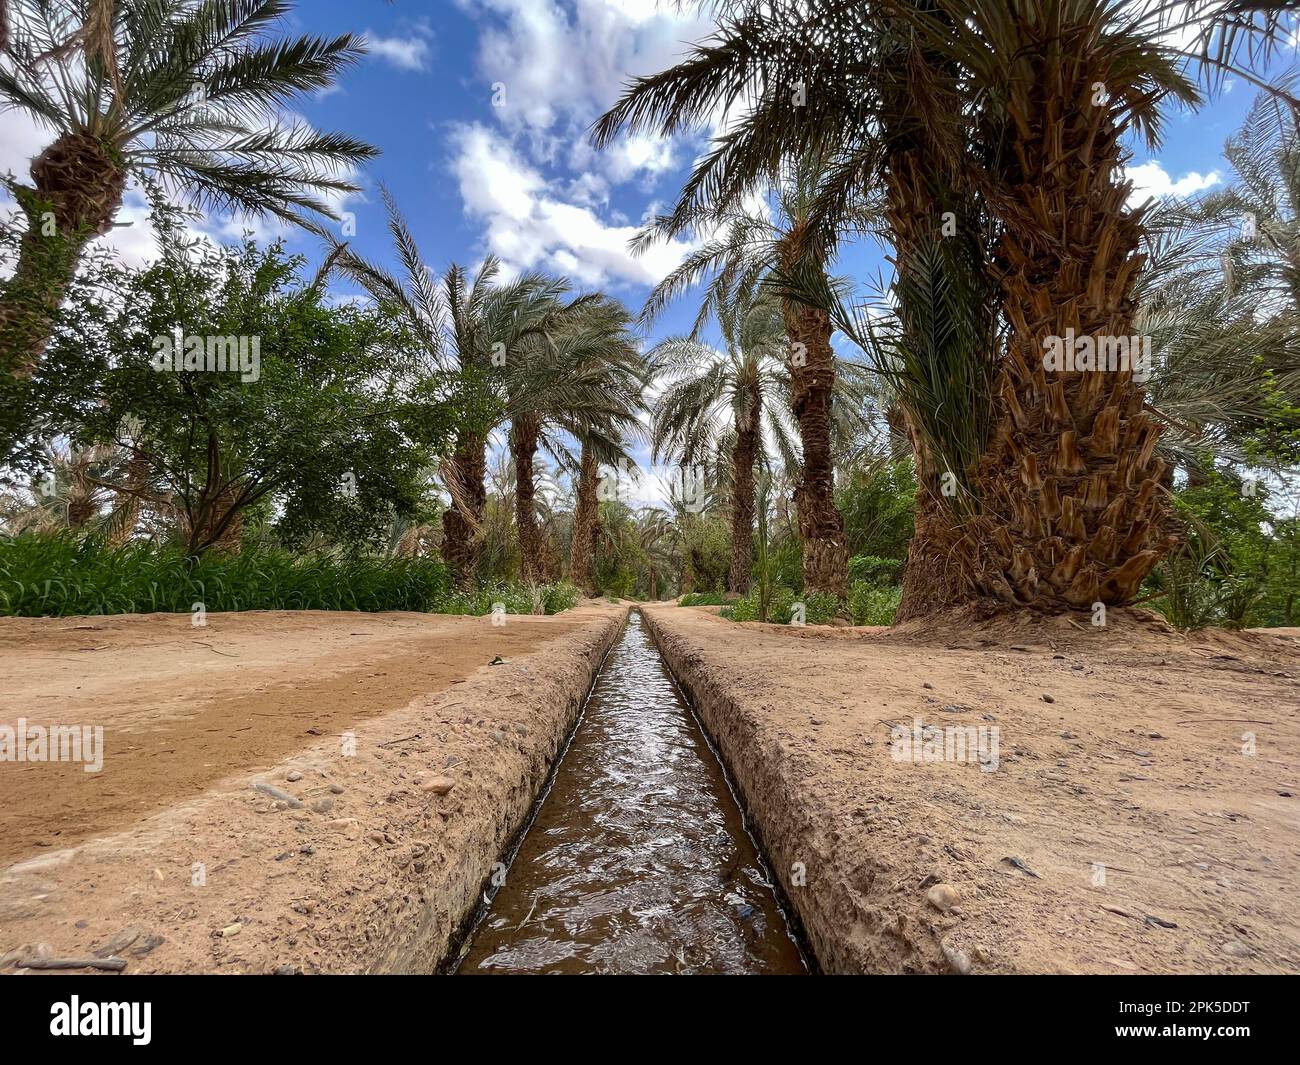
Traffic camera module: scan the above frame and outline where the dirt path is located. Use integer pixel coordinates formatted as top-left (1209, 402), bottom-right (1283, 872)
top-left (0, 605), bottom-right (627, 975)
top-left (0, 610), bottom-right (589, 866)
top-left (644, 605), bottom-right (1300, 974)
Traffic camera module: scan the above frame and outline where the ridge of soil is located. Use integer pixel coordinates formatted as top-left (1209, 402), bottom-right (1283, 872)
top-left (0, 605), bottom-right (625, 974)
top-left (644, 604), bottom-right (1300, 975)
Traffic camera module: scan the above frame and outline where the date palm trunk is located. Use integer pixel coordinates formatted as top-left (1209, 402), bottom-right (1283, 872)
top-left (569, 441), bottom-right (599, 595)
top-left (780, 287), bottom-right (848, 599)
top-left (728, 379), bottom-right (761, 594)
top-left (441, 430), bottom-right (487, 588)
top-left (511, 414), bottom-right (546, 583)
top-left (970, 16), bottom-right (1178, 610)
top-left (1, 133), bottom-right (125, 377)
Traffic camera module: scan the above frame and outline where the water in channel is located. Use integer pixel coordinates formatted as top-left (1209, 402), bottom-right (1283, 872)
top-left (456, 610), bottom-right (807, 975)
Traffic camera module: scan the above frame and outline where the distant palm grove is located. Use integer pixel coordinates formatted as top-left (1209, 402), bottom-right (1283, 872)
top-left (2, 1), bottom-right (1298, 629)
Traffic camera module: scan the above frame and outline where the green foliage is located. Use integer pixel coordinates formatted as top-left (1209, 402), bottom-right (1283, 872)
top-left (721, 586), bottom-right (838, 625)
top-left (1149, 471), bottom-right (1300, 628)
top-left (440, 579), bottom-right (581, 618)
top-left (0, 535), bottom-right (580, 618)
top-left (61, 235), bottom-right (459, 554)
top-left (848, 554), bottom-right (904, 586)
top-left (848, 582), bottom-right (901, 625)
top-left (681, 516), bottom-right (731, 594)
top-left (678, 591), bottom-right (726, 606)
top-left (838, 461), bottom-right (917, 561)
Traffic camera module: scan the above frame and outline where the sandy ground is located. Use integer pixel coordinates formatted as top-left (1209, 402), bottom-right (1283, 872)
top-left (644, 604), bottom-right (1300, 975)
top-left (0, 605), bottom-right (625, 974)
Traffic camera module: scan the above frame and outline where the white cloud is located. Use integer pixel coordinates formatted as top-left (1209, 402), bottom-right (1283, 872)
top-left (448, 122), bottom-right (692, 289)
top-left (364, 29), bottom-right (432, 72)
top-left (1124, 161), bottom-right (1220, 206)
top-left (459, 0), bottom-right (711, 133)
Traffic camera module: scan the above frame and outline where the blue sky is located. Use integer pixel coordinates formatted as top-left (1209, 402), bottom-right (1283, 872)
top-left (275, 1), bottom-right (1297, 351)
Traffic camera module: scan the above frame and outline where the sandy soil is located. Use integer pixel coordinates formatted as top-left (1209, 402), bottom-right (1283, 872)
top-left (644, 604), bottom-right (1300, 975)
top-left (0, 605), bottom-right (625, 974)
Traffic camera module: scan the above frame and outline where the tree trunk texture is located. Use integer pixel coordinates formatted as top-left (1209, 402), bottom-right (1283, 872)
top-left (441, 430), bottom-right (487, 588)
top-left (781, 294), bottom-right (848, 599)
top-left (511, 414), bottom-right (547, 583)
top-left (728, 381), bottom-right (760, 595)
top-left (569, 442), bottom-right (599, 595)
top-left (970, 22), bottom-right (1179, 610)
top-left (1, 133), bottom-right (124, 377)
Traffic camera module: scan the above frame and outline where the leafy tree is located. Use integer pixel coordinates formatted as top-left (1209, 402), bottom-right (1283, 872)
top-left (57, 235), bottom-right (456, 556)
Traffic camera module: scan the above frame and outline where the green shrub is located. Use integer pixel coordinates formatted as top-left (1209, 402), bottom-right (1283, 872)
top-left (849, 581), bottom-right (901, 625)
top-left (678, 591), bottom-right (726, 606)
top-left (848, 555), bottom-right (904, 587)
top-left (722, 586), bottom-right (839, 625)
top-left (0, 534), bottom-right (579, 618)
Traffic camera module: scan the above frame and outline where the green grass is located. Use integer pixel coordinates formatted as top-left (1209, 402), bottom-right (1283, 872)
top-left (0, 534), bottom-right (578, 618)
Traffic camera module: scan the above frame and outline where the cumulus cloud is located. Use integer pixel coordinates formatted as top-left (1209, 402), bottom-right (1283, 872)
top-left (1124, 161), bottom-right (1221, 206)
top-left (448, 122), bottom-right (692, 289)
top-left (364, 29), bottom-right (433, 73)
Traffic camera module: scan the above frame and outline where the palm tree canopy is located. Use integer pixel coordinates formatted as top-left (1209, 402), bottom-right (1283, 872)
top-left (0, 0), bottom-right (376, 222)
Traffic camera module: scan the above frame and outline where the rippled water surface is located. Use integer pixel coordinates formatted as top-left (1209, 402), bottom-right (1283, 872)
top-left (457, 611), bottom-right (806, 975)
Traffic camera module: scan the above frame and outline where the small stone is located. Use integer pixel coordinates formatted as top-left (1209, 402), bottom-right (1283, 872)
top-left (1221, 940), bottom-right (1254, 958)
top-left (972, 944), bottom-right (991, 963)
top-left (311, 798), bottom-right (335, 815)
top-left (74, 920), bottom-right (89, 930)
top-left (329, 784), bottom-right (345, 795)
top-left (367, 831), bottom-right (387, 845)
top-left (443, 756), bottom-right (460, 769)
top-left (328, 818), bottom-right (362, 838)
top-left (922, 682), bottom-right (934, 690)
top-left (941, 939), bottom-right (971, 974)
top-left (216, 922), bottom-right (242, 938)
top-left (286, 770), bottom-right (304, 782)
top-left (513, 724), bottom-right (528, 737)
top-left (1041, 693), bottom-right (1055, 703)
top-left (926, 883), bottom-right (960, 913)
top-left (299, 845), bottom-right (315, 856)
top-left (421, 776), bottom-right (455, 796)
top-left (273, 964), bottom-right (302, 975)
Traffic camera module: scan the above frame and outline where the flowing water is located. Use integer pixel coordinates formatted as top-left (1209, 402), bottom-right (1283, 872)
top-left (456, 610), bottom-right (807, 975)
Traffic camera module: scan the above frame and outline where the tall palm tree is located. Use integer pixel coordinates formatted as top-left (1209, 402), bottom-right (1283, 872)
top-left (597, 0), bottom-right (1296, 615)
top-left (505, 295), bottom-right (645, 583)
top-left (649, 291), bottom-right (795, 594)
top-left (628, 157), bottom-right (870, 597)
top-left (0, 0), bottom-right (375, 377)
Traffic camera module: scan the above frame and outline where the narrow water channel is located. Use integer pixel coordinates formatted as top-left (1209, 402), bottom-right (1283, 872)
top-left (456, 610), bottom-right (807, 975)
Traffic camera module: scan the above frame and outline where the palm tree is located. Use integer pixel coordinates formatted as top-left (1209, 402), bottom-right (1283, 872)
top-left (328, 192), bottom-right (640, 587)
top-left (0, 0), bottom-right (376, 377)
top-left (649, 291), bottom-right (795, 594)
top-left (598, 0), bottom-right (1296, 615)
top-left (506, 295), bottom-right (645, 583)
top-left (627, 157), bottom-right (871, 597)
